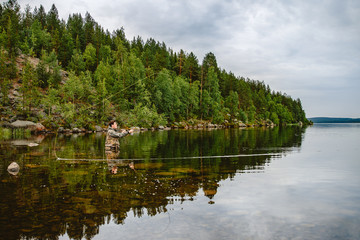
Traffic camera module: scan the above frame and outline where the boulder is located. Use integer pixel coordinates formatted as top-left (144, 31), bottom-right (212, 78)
top-left (10, 120), bottom-right (36, 129)
top-left (7, 162), bottom-right (20, 176)
top-left (10, 120), bottom-right (46, 132)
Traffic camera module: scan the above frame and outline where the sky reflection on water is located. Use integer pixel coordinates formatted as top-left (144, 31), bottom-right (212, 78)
top-left (1, 125), bottom-right (360, 240)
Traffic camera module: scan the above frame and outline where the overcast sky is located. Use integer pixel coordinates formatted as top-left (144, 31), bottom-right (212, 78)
top-left (16, 0), bottom-right (360, 118)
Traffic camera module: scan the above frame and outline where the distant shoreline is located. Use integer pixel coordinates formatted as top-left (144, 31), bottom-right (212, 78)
top-left (309, 117), bottom-right (360, 123)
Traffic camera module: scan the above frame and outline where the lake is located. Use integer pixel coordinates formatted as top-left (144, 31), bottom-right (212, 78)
top-left (0, 124), bottom-right (359, 240)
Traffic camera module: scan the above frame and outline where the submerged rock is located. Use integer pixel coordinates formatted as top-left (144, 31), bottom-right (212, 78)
top-left (7, 162), bottom-right (20, 176)
top-left (28, 143), bottom-right (39, 147)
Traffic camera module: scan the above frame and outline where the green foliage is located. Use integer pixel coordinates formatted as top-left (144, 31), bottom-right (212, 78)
top-left (225, 90), bottom-right (239, 118)
top-left (126, 103), bottom-right (167, 128)
top-left (30, 19), bottom-right (51, 57)
top-left (0, 0), bottom-right (309, 129)
top-left (0, 48), bottom-right (10, 105)
top-left (0, 127), bottom-right (12, 140)
top-left (35, 60), bottom-right (49, 88)
top-left (68, 49), bottom-right (85, 74)
top-left (204, 66), bottom-right (222, 123)
top-left (153, 69), bottom-right (175, 121)
top-left (41, 87), bottom-right (59, 117)
top-left (99, 44), bottom-right (112, 63)
top-left (20, 60), bottom-right (36, 113)
top-left (1, 0), bottom-right (20, 57)
top-left (43, 50), bottom-right (61, 88)
top-left (83, 43), bottom-right (97, 72)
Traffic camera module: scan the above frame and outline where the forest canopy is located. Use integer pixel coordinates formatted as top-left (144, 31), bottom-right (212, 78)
top-left (0, 0), bottom-right (309, 129)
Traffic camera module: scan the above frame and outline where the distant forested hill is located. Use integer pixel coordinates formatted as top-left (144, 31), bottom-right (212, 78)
top-left (0, 0), bottom-right (310, 130)
top-left (309, 117), bottom-right (360, 123)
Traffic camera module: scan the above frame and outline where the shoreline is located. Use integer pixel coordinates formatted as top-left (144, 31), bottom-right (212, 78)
top-left (0, 119), bottom-right (307, 137)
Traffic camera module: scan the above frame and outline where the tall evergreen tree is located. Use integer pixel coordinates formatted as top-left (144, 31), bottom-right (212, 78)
top-left (33, 4), bottom-right (46, 29)
top-left (1, 0), bottom-right (20, 57)
top-left (47, 4), bottom-right (60, 33)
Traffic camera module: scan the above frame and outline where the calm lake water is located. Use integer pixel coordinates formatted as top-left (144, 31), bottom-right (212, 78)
top-left (0, 124), bottom-right (359, 240)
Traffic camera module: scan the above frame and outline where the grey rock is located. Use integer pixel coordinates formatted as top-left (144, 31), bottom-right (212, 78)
top-left (10, 120), bottom-right (46, 132)
top-left (10, 120), bottom-right (36, 128)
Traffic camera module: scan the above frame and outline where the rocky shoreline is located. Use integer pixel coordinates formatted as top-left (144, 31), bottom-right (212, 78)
top-left (1, 118), bottom-right (302, 136)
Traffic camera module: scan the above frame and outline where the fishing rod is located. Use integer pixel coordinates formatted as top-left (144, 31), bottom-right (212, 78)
top-left (53, 72), bottom-right (155, 160)
top-left (73, 71), bottom-right (156, 114)
top-left (55, 153), bottom-right (280, 161)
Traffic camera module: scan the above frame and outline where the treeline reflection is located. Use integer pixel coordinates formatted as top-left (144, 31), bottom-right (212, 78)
top-left (0, 127), bottom-right (305, 240)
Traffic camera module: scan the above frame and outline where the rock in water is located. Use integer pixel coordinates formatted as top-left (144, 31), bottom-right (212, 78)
top-left (7, 162), bottom-right (20, 175)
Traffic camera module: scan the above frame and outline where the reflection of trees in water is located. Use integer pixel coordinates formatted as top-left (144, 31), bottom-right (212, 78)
top-left (0, 126), bottom-right (305, 240)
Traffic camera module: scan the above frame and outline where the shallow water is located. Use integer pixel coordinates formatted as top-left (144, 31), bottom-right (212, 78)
top-left (0, 125), bottom-right (359, 240)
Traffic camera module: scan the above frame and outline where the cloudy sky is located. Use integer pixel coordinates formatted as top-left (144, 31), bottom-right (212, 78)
top-left (17, 0), bottom-right (360, 118)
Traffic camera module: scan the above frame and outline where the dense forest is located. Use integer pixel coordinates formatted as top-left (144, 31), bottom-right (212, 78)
top-left (0, 0), bottom-right (309, 130)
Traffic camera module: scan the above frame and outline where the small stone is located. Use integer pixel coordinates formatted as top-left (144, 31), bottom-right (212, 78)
top-left (7, 162), bottom-right (20, 176)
